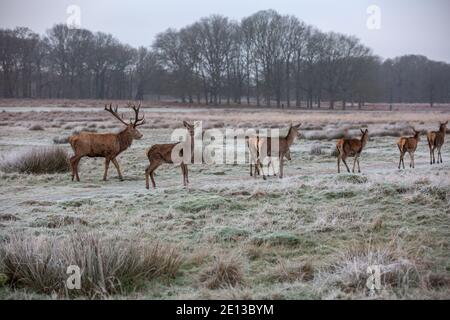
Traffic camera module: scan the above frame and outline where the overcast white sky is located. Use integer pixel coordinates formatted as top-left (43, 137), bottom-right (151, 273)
top-left (1, 0), bottom-right (449, 62)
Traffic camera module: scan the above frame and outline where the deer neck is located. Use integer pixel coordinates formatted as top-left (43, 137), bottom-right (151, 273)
top-left (440, 126), bottom-right (446, 137)
top-left (118, 128), bottom-right (134, 152)
top-left (361, 134), bottom-right (368, 148)
top-left (286, 128), bottom-right (296, 147)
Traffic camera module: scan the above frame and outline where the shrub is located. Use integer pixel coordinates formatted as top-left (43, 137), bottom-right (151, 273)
top-left (216, 227), bottom-right (250, 242)
top-left (29, 124), bottom-right (44, 131)
top-left (316, 243), bottom-right (420, 293)
top-left (309, 144), bottom-right (323, 155)
top-left (0, 232), bottom-right (182, 298)
top-left (0, 147), bottom-right (70, 174)
top-left (175, 195), bottom-right (243, 213)
top-left (269, 260), bottom-right (315, 282)
top-left (199, 254), bottom-right (244, 289)
top-left (252, 232), bottom-right (301, 247)
top-left (53, 136), bottom-right (70, 144)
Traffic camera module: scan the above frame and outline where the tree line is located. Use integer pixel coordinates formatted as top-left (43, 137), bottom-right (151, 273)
top-left (1, 9), bottom-right (449, 108)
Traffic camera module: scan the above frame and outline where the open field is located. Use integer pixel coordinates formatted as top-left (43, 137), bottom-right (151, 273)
top-left (0, 100), bottom-right (449, 299)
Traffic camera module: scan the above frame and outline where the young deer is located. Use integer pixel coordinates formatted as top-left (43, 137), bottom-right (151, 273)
top-left (336, 129), bottom-right (369, 173)
top-left (69, 103), bottom-right (145, 182)
top-left (397, 128), bottom-right (421, 169)
top-left (248, 124), bottom-right (301, 180)
top-left (427, 121), bottom-right (448, 164)
top-left (145, 121), bottom-right (195, 189)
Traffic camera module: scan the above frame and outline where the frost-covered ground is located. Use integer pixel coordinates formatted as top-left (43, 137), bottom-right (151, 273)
top-left (0, 100), bottom-right (449, 299)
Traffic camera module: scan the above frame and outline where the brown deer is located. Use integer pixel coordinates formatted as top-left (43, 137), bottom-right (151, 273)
top-left (145, 121), bottom-right (195, 189)
top-left (248, 124), bottom-right (301, 180)
top-left (69, 103), bottom-right (145, 182)
top-left (250, 148), bottom-right (291, 177)
top-left (336, 129), bottom-right (369, 173)
top-left (427, 121), bottom-right (448, 164)
top-left (397, 128), bottom-right (421, 169)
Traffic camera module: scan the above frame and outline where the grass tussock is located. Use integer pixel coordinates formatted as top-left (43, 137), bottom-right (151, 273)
top-left (199, 254), bottom-right (245, 289)
top-left (309, 144), bottom-right (323, 155)
top-left (0, 147), bottom-right (70, 174)
top-left (0, 233), bottom-right (182, 298)
top-left (53, 136), bottom-right (70, 144)
top-left (316, 243), bottom-right (421, 294)
top-left (269, 260), bottom-right (315, 283)
top-left (29, 124), bottom-right (44, 131)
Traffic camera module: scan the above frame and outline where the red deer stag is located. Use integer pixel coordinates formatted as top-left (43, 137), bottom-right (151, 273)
top-left (69, 103), bottom-right (145, 182)
top-left (145, 121), bottom-right (195, 189)
top-left (427, 121), bottom-right (448, 165)
top-left (397, 128), bottom-right (421, 169)
top-left (336, 129), bottom-right (369, 173)
top-left (248, 124), bottom-right (301, 180)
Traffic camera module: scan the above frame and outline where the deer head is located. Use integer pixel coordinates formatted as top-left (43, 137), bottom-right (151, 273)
top-left (411, 127), bottom-right (421, 139)
top-left (105, 103), bottom-right (145, 140)
top-left (360, 128), bottom-right (369, 143)
top-left (289, 123), bottom-right (302, 139)
top-left (440, 121), bottom-right (448, 132)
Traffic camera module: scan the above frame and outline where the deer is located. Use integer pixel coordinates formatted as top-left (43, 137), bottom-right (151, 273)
top-left (427, 121), bottom-right (448, 165)
top-left (248, 124), bottom-right (301, 180)
top-left (69, 103), bottom-right (145, 182)
top-left (397, 127), bottom-right (421, 169)
top-left (336, 129), bottom-right (369, 174)
top-left (250, 148), bottom-right (291, 177)
top-left (145, 121), bottom-right (195, 189)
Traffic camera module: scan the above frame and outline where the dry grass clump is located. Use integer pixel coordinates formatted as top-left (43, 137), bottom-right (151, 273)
top-left (199, 254), bottom-right (245, 289)
top-left (315, 242), bottom-right (421, 294)
top-left (0, 232), bottom-right (182, 298)
top-left (309, 144), bottom-right (323, 155)
top-left (269, 260), bottom-right (315, 282)
top-left (0, 147), bottom-right (70, 174)
top-left (29, 124), bottom-right (44, 131)
top-left (53, 135), bottom-right (70, 144)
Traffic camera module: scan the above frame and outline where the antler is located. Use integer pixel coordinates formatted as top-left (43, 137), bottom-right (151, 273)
top-left (105, 104), bottom-right (128, 126)
top-left (127, 102), bottom-right (145, 127)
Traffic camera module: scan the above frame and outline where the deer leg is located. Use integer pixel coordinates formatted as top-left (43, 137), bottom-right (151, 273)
top-left (431, 147), bottom-right (436, 164)
top-left (111, 158), bottom-right (124, 181)
top-left (398, 153), bottom-right (402, 170)
top-left (357, 157), bottom-right (361, 173)
top-left (185, 164), bottom-right (190, 184)
top-left (258, 159), bottom-right (267, 180)
top-left (352, 157), bottom-right (357, 173)
top-left (103, 158), bottom-right (111, 181)
top-left (250, 163), bottom-right (253, 177)
top-left (71, 156), bottom-right (82, 182)
top-left (70, 155), bottom-right (77, 181)
top-left (279, 157), bottom-right (284, 179)
top-left (342, 158), bottom-right (351, 173)
top-left (70, 155), bottom-right (81, 181)
top-left (75, 158), bottom-right (82, 181)
top-left (272, 159), bottom-right (277, 176)
top-left (337, 156), bottom-right (341, 173)
top-left (438, 147), bottom-right (443, 163)
top-left (146, 160), bottom-right (160, 189)
top-left (180, 163), bottom-right (186, 186)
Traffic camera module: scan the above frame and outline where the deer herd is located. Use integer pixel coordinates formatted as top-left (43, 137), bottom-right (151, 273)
top-left (68, 104), bottom-right (448, 188)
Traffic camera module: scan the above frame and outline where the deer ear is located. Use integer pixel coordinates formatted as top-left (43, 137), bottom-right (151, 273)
top-left (295, 123), bottom-right (301, 129)
top-left (183, 121), bottom-right (193, 129)
top-left (360, 129), bottom-right (364, 134)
